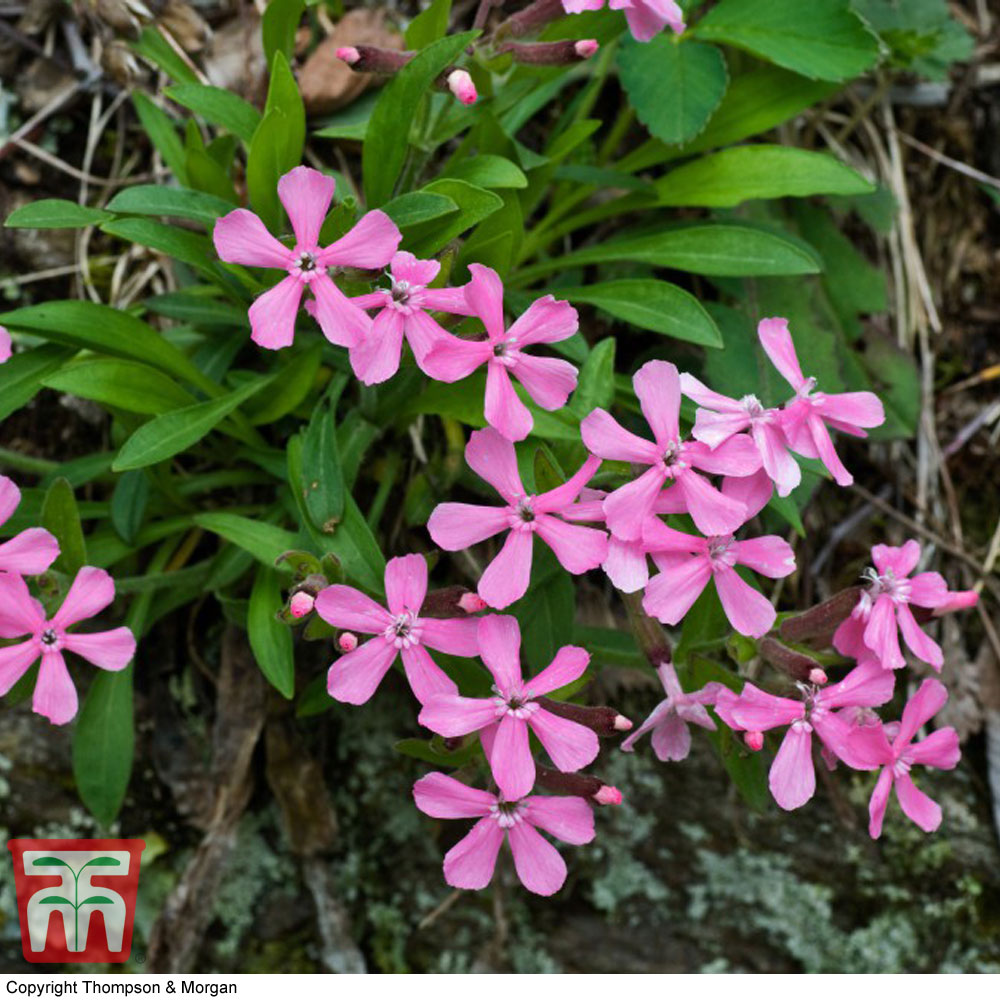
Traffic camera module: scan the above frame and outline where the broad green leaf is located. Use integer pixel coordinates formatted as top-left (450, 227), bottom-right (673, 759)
top-left (145, 292), bottom-right (246, 327)
top-left (393, 736), bottom-right (478, 769)
top-left (405, 0), bottom-right (452, 49)
top-left (73, 667), bottom-right (134, 827)
top-left (247, 342), bottom-right (322, 425)
top-left (110, 470), bottom-right (150, 544)
top-left (42, 478), bottom-right (87, 576)
top-left (112, 377), bottom-right (270, 471)
top-left (311, 90), bottom-right (378, 142)
top-left (618, 36), bottom-right (728, 145)
top-left (5, 200), bottom-right (112, 229)
top-left (381, 192), bottom-right (459, 229)
top-left (0, 344), bottom-right (75, 421)
top-left (166, 84), bottom-right (262, 143)
top-left (105, 185), bottom-right (235, 227)
top-left (446, 155), bottom-right (528, 189)
top-left (262, 0), bottom-right (305, 67)
top-left (132, 92), bottom-right (187, 184)
top-left (517, 224), bottom-right (821, 279)
top-left (695, 0), bottom-right (880, 82)
top-left (100, 218), bottom-right (215, 273)
top-left (511, 548), bottom-right (575, 671)
top-left (43, 358), bottom-right (197, 415)
top-left (570, 337), bottom-right (616, 419)
top-left (363, 32), bottom-right (477, 207)
top-left (193, 512), bottom-right (297, 567)
top-left (246, 109), bottom-right (293, 233)
top-left (131, 25), bottom-right (200, 84)
top-left (405, 179), bottom-right (503, 257)
top-left (248, 565), bottom-right (295, 698)
top-left (300, 397), bottom-right (345, 532)
top-left (556, 280), bottom-right (724, 347)
top-left (658, 146), bottom-right (874, 207)
top-left (0, 302), bottom-right (214, 391)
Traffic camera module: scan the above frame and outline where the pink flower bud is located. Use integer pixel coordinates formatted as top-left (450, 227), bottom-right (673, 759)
top-left (338, 632), bottom-right (358, 653)
top-left (574, 39), bottom-right (599, 59)
top-left (745, 731), bottom-right (764, 752)
top-left (289, 591), bottom-right (315, 618)
top-left (808, 667), bottom-right (828, 685)
top-left (594, 785), bottom-right (623, 806)
top-left (447, 69), bottom-right (477, 105)
top-left (613, 714), bottom-right (633, 732)
top-left (335, 46), bottom-right (360, 65)
top-left (458, 592), bottom-right (488, 614)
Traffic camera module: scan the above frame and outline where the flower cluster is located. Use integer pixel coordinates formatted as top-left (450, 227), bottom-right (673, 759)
top-left (0, 476), bottom-right (135, 725)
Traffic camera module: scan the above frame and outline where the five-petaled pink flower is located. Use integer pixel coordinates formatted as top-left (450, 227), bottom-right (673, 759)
top-left (760, 318), bottom-right (884, 487)
top-left (641, 497), bottom-right (796, 638)
top-left (718, 661), bottom-right (896, 810)
top-left (848, 678), bottom-right (960, 838)
top-left (315, 553), bottom-right (479, 706)
top-left (213, 165), bottom-right (400, 351)
top-left (561, 0), bottom-right (685, 41)
top-left (344, 251), bottom-right (472, 385)
top-left (621, 662), bottom-right (724, 762)
top-left (418, 615), bottom-right (598, 800)
top-left (833, 540), bottom-right (970, 671)
top-left (423, 264), bottom-right (579, 442)
top-left (0, 568), bottom-right (136, 725)
top-left (0, 476), bottom-right (60, 575)
top-left (427, 428), bottom-right (607, 609)
top-left (581, 360), bottom-right (761, 540)
top-left (0, 325), bottom-right (10, 363)
top-left (413, 771), bottom-right (594, 896)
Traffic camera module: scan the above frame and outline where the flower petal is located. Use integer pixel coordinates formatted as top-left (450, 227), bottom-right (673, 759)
top-left (686, 434), bottom-right (762, 477)
top-left (0, 573), bottom-right (45, 636)
top-left (603, 535), bottom-right (649, 593)
top-left (485, 363), bottom-right (533, 442)
top-left (580, 408), bottom-right (658, 464)
top-left (768, 725), bottom-right (816, 810)
top-left (754, 423), bottom-right (800, 497)
top-left (277, 166), bottom-right (335, 248)
top-left (421, 334), bottom-right (491, 382)
top-left (52, 567), bottom-right (115, 629)
top-left (419, 617), bottom-right (480, 657)
top-left (908, 728), bottom-right (960, 769)
top-left (465, 427), bottom-right (525, 503)
top-left (63, 628), bottom-right (135, 671)
top-left (0, 528), bottom-right (60, 575)
top-left (478, 529), bottom-right (534, 609)
top-left (0, 475), bottom-right (22, 525)
top-left (490, 713), bottom-right (534, 800)
top-left (603, 465), bottom-right (667, 542)
top-left (677, 470), bottom-right (747, 536)
top-left (642, 554), bottom-right (712, 625)
top-left (868, 767), bottom-right (893, 838)
top-left (314, 585), bottom-right (391, 632)
top-left (248, 275), bottom-right (303, 350)
top-left (534, 516), bottom-right (607, 575)
top-left (400, 644), bottom-right (458, 705)
top-left (0, 325), bottom-right (10, 363)
top-left (713, 565), bottom-right (776, 638)
top-left (529, 645), bottom-right (590, 696)
top-left (349, 308), bottom-right (405, 384)
top-left (733, 535), bottom-right (796, 579)
top-left (477, 614), bottom-right (523, 694)
top-left (817, 390), bottom-right (884, 430)
top-left (0, 640), bottom-right (40, 697)
top-left (464, 264), bottom-right (507, 341)
top-left (33, 651), bottom-right (78, 725)
top-left (427, 502), bottom-right (509, 551)
top-left (634, 359), bottom-right (681, 446)
top-left (309, 272), bottom-right (371, 347)
top-left (443, 817), bottom-right (505, 890)
top-left (413, 771), bottom-right (494, 819)
top-left (808, 413), bottom-right (853, 487)
top-left (758, 317), bottom-right (805, 391)
top-left (418, 693), bottom-right (498, 738)
top-left (512, 354), bottom-right (577, 411)
top-left (326, 637), bottom-right (397, 705)
top-left (535, 455), bottom-right (602, 514)
top-left (404, 309), bottom-right (447, 366)
top-left (894, 772), bottom-right (942, 833)
top-left (896, 603), bottom-right (943, 670)
top-left (523, 795), bottom-right (594, 845)
top-left (863, 595), bottom-right (904, 670)
top-left (651, 711), bottom-right (693, 762)
top-left (896, 677), bottom-right (948, 747)
top-left (384, 553), bottom-right (428, 616)
top-left (213, 209), bottom-right (291, 269)
top-left (507, 295), bottom-right (578, 346)
top-left (729, 683), bottom-right (803, 732)
top-left (508, 821), bottom-right (567, 896)
top-left (817, 659), bottom-right (896, 710)
top-left (529, 709), bottom-right (599, 773)
top-left (317, 209), bottom-right (400, 270)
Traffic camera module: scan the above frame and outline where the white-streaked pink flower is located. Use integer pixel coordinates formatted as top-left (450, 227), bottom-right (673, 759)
top-left (315, 553), bottom-right (478, 706)
top-left (427, 428), bottom-right (607, 609)
top-left (0, 568), bottom-right (136, 725)
top-left (581, 360), bottom-right (761, 540)
top-left (418, 615), bottom-right (598, 800)
top-left (423, 265), bottom-right (579, 442)
top-left (0, 476), bottom-right (59, 576)
top-left (213, 165), bottom-right (400, 351)
top-left (414, 771), bottom-right (594, 896)
top-left (848, 678), bottom-right (960, 838)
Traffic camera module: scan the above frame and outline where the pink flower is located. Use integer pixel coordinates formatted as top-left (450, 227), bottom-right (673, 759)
top-left (423, 265), bottom-right (579, 441)
top-left (413, 771), bottom-right (594, 896)
top-left (0, 568), bottom-right (136, 725)
top-left (0, 476), bottom-right (59, 575)
top-left (446, 69), bottom-right (477, 105)
top-left (0, 325), bottom-right (10, 363)
top-left (581, 360), bottom-right (761, 540)
top-left (621, 662), bottom-right (724, 762)
top-left (681, 373), bottom-right (801, 497)
top-left (343, 251), bottom-right (473, 385)
top-left (418, 615), bottom-right (599, 800)
top-left (561, 0), bottom-right (685, 41)
top-left (848, 678), bottom-right (960, 838)
top-left (760, 318), bottom-right (884, 487)
top-left (213, 165), bottom-right (401, 351)
top-left (427, 428), bottom-right (607, 609)
top-left (314, 553), bottom-right (479, 705)
top-left (722, 661), bottom-right (896, 810)
top-left (833, 540), bottom-right (954, 671)
top-left (641, 513), bottom-right (796, 639)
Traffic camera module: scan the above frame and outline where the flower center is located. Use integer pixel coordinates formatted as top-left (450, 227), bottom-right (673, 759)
top-left (490, 800), bottom-right (526, 829)
top-left (507, 496), bottom-right (538, 532)
top-left (661, 440), bottom-right (681, 466)
top-left (40, 628), bottom-right (59, 647)
top-left (740, 394), bottom-right (772, 422)
top-left (383, 611), bottom-right (421, 650)
top-left (296, 252), bottom-right (317, 273)
top-left (863, 567), bottom-right (912, 605)
top-left (492, 685), bottom-right (538, 720)
top-left (391, 279), bottom-right (411, 304)
top-left (706, 534), bottom-right (736, 568)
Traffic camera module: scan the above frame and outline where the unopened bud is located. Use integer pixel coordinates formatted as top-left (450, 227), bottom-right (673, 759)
top-left (613, 713), bottom-right (633, 732)
top-left (289, 591), bottom-right (315, 618)
top-left (459, 591), bottom-right (488, 613)
top-left (745, 731), bottom-right (764, 752)
top-left (808, 667), bottom-right (828, 685)
top-left (338, 632), bottom-right (358, 653)
top-left (498, 39), bottom-right (597, 65)
top-left (780, 587), bottom-right (862, 646)
top-left (335, 46), bottom-right (360, 65)
top-left (537, 697), bottom-right (628, 737)
top-left (338, 45), bottom-right (414, 75)
top-left (594, 785), bottom-right (623, 806)
top-left (421, 586), bottom-right (485, 618)
top-left (759, 637), bottom-right (827, 684)
top-left (497, 0), bottom-right (564, 38)
top-left (574, 39), bottom-right (599, 58)
top-left (447, 69), bottom-right (477, 105)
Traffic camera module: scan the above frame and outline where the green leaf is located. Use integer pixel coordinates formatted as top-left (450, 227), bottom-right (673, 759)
top-left (41, 478), bottom-right (87, 576)
top-left (445, 154), bottom-right (528, 189)
top-left (618, 36), bottom-right (728, 145)
top-left (194, 512), bottom-right (297, 567)
top-left (512, 548), bottom-right (575, 671)
top-left (556, 280), bottom-right (724, 347)
top-left (363, 32), bottom-right (478, 207)
top-left (247, 342), bottom-right (322, 425)
top-left (381, 191), bottom-right (459, 229)
top-left (72, 667), bottom-right (134, 826)
top-left (5, 199), bottom-right (112, 229)
top-left (105, 185), bottom-right (235, 227)
top-left (658, 145), bottom-right (874, 207)
top-left (132, 92), bottom-right (187, 183)
top-left (300, 397), bottom-right (345, 532)
top-left (82, 857), bottom-right (121, 867)
top-left (393, 736), bottom-right (478, 769)
top-left (0, 344), bottom-right (74, 421)
top-left (43, 358), bottom-right (197, 415)
top-left (570, 337), bottom-right (616, 418)
top-left (248, 565), bottom-right (295, 698)
top-left (166, 84), bottom-right (262, 143)
top-left (110, 470), bottom-right (150, 544)
top-left (404, 178), bottom-right (503, 257)
top-left (40, 896), bottom-right (74, 905)
top-left (81, 896), bottom-right (115, 905)
top-left (112, 377), bottom-right (271, 471)
top-left (405, 0), bottom-right (452, 49)
top-left (262, 0), bottom-right (305, 67)
top-left (33, 858), bottom-right (72, 869)
top-left (695, 0), bottom-right (880, 82)
top-left (131, 25), bottom-right (200, 84)
top-left (100, 218), bottom-right (215, 273)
